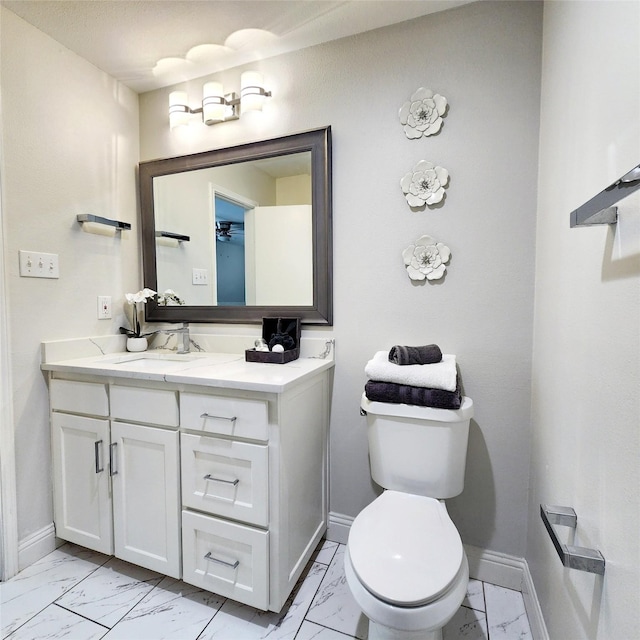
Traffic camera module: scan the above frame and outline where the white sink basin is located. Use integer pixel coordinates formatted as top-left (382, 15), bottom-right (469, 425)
top-left (98, 351), bottom-right (241, 371)
top-left (106, 352), bottom-right (204, 364)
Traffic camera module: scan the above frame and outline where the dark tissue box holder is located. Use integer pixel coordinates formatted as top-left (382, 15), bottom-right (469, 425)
top-left (245, 318), bottom-right (301, 364)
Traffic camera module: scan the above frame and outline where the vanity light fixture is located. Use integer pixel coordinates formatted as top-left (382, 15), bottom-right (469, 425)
top-left (169, 71), bottom-right (271, 129)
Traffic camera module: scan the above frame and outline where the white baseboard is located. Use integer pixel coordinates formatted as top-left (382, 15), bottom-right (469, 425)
top-left (521, 557), bottom-right (550, 640)
top-left (463, 544), bottom-right (525, 590)
top-left (327, 511), bottom-right (353, 544)
top-left (327, 512), bottom-right (548, 640)
top-left (18, 523), bottom-right (57, 572)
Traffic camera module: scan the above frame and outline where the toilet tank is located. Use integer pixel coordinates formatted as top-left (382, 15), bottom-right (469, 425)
top-left (360, 395), bottom-right (473, 499)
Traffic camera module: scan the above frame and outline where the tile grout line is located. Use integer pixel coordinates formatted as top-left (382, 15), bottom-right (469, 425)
top-left (52, 602), bottom-right (111, 631)
top-left (483, 580), bottom-right (491, 640)
top-left (293, 557), bottom-right (338, 639)
top-left (193, 602), bottom-right (222, 640)
top-left (1, 549), bottom-right (108, 640)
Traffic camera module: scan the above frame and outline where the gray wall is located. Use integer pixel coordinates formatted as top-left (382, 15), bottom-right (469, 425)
top-left (140, 0), bottom-right (543, 557)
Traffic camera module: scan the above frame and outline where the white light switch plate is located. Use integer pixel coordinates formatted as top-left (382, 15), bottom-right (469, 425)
top-left (192, 268), bottom-right (208, 285)
top-left (19, 250), bottom-right (59, 279)
top-left (97, 296), bottom-right (112, 319)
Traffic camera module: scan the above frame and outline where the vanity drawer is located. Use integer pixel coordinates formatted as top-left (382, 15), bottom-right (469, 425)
top-left (180, 392), bottom-right (268, 441)
top-left (50, 379), bottom-right (108, 416)
top-left (111, 385), bottom-right (179, 427)
top-left (182, 510), bottom-right (269, 610)
top-left (181, 433), bottom-right (268, 526)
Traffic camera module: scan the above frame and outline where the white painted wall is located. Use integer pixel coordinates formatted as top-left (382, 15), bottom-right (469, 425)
top-left (140, 0), bottom-right (542, 557)
top-left (528, 1), bottom-right (640, 638)
top-left (0, 8), bottom-right (140, 548)
top-left (153, 162), bottom-right (276, 304)
top-left (249, 205), bottom-right (313, 305)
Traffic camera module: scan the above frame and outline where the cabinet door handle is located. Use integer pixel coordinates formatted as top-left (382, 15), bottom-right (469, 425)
top-left (109, 442), bottom-right (118, 476)
top-left (204, 474), bottom-right (240, 486)
top-left (94, 440), bottom-right (104, 473)
top-left (204, 552), bottom-right (239, 569)
top-left (200, 413), bottom-right (237, 424)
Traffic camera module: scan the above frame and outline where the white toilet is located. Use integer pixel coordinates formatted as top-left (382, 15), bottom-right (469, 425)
top-left (345, 394), bottom-right (474, 640)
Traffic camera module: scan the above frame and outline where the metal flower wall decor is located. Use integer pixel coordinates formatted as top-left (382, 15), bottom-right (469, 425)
top-left (403, 235), bottom-right (451, 281)
top-left (401, 160), bottom-right (449, 208)
top-left (399, 88), bottom-right (448, 139)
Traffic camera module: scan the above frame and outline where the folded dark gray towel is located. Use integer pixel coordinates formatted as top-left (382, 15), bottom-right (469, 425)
top-left (364, 378), bottom-right (461, 410)
top-left (388, 344), bottom-right (442, 365)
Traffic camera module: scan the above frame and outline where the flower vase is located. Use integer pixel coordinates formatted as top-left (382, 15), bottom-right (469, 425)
top-left (126, 337), bottom-right (148, 352)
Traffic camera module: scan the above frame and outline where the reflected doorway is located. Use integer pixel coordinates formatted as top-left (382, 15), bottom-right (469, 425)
top-left (214, 196), bottom-right (247, 306)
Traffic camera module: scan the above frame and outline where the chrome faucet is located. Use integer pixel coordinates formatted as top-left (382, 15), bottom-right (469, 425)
top-left (158, 323), bottom-right (190, 353)
top-left (175, 323), bottom-right (190, 353)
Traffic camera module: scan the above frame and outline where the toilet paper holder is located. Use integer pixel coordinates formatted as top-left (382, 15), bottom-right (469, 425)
top-left (540, 504), bottom-right (605, 575)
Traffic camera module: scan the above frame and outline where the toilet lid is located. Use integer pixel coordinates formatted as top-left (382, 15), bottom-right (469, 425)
top-left (348, 491), bottom-right (464, 607)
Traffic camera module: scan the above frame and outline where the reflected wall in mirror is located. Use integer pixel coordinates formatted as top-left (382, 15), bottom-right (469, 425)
top-left (139, 127), bottom-right (332, 325)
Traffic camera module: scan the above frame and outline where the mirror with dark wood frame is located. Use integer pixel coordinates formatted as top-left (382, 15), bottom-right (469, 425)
top-left (139, 127), bottom-right (332, 325)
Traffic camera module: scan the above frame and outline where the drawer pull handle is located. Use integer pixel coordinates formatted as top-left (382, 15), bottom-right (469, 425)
top-left (109, 442), bottom-right (118, 476)
top-left (94, 440), bottom-right (104, 473)
top-left (204, 474), bottom-right (240, 486)
top-left (200, 413), bottom-right (237, 424)
top-left (204, 552), bottom-right (239, 569)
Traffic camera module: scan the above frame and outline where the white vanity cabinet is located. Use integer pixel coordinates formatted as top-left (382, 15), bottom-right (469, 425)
top-left (179, 373), bottom-right (330, 612)
top-left (46, 354), bottom-right (332, 614)
top-left (49, 378), bottom-right (181, 578)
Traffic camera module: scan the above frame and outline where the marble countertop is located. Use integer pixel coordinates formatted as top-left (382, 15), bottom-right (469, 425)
top-left (41, 349), bottom-right (334, 393)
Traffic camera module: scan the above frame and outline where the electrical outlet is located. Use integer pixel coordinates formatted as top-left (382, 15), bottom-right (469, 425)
top-left (19, 250), bottom-right (59, 279)
top-left (97, 296), bottom-right (112, 319)
top-left (192, 268), bottom-right (208, 285)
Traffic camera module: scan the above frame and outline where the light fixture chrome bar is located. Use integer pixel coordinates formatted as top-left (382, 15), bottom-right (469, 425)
top-left (570, 163), bottom-right (640, 227)
top-left (203, 92), bottom-right (240, 125)
top-left (540, 504), bottom-right (605, 575)
top-left (240, 86), bottom-right (272, 98)
top-left (77, 214), bottom-right (131, 230)
top-left (156, 231), bottom-right (190, 242)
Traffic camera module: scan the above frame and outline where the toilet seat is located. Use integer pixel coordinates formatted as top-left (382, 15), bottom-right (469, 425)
top-left (348, 491), bottom-right (464, 607)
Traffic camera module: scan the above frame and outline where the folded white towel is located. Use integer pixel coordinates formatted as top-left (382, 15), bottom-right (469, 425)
top-left (365, 351), bottom-right (457, 392)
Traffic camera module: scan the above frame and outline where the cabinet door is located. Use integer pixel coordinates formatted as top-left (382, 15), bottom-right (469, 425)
top-left (111, 422), bottom-right (181, 578)
top-left (51, 413), bottom-right (113, 554)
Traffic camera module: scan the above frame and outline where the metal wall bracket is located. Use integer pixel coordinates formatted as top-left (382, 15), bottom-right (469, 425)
top-left (156, 230), bottom-right (190, 242)
top-left (540, 504), bottom-right (605, 575)
top-left (77, 214), bottom-right (131, 231)
top-left (570, 163), bottom-right (640, 227)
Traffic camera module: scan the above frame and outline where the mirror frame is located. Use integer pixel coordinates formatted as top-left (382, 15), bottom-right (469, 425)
top-left (139, 127), bottom-right (333, 325)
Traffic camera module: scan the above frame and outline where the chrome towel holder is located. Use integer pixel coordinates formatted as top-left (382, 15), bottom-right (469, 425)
top-left (77, 214), bottom-right (131, 231)
top-left (570, 163), bottom-right (640, 227)
top-left (540, 504), bottom-right (605, 575)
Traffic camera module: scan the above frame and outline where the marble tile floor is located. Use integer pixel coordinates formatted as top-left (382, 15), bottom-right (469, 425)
top-left (1, 540), bottom-right (533, 640)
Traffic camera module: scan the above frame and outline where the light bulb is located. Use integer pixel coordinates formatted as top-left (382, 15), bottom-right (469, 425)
top-left (169, 91), bottom-right (190, 129)
top-left (241, 71), bottom-right (267, 113)
top-left (202, 82), bottom-right (225, 124)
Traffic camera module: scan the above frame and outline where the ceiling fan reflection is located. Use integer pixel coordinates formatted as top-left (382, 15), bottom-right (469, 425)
top-left (215, 220), bottom-right (245, 242)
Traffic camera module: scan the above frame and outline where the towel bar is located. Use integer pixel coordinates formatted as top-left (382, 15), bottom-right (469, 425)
top-left (77, 214), bottom-right (131, 230)
top-left (156, 230), bottom-right (190, 242)
top-left (570, 163), bottom-right (640, 227)
top-left (540, 504), bottom-right (605, 575)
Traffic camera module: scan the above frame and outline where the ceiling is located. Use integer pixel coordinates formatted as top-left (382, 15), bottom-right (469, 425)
top-left (1, 0), bottom-right (475, 93)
